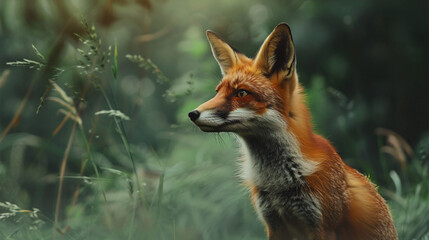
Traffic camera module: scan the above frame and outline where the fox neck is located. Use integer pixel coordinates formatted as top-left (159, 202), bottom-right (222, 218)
top-left (286, 84), bottom-right (336, 162)
top-left (238, 111), bottom-right (319, 190)
top-left (239, 80), bottom-right (329, 187)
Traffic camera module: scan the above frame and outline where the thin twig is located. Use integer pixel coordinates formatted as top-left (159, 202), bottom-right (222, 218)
top-left (54, 121), bottom-right (77, 239)
top-left (0, 70), bottom-right (10, 88)
top-left (52, 112), bottom-right (71, 136)
top-left (0, 77), bottom-right (35, 142)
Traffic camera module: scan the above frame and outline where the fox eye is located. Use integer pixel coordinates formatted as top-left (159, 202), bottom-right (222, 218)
top-left (235, 89), bottom-right (249, 98)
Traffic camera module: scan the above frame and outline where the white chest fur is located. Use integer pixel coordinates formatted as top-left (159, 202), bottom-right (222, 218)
top-left (238, 129), bottom-right (322, 227)
top-left (239, 130), bottom-right (318, 188)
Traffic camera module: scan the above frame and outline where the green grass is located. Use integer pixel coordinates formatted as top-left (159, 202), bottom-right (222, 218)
top-left (0, 18), bottom-right (428, 240)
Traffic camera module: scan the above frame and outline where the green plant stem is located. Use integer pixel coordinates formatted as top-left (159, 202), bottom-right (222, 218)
top-left (54, 122), bottom-right (77, 240)
top-left (96, 82), bottom-right (148, 240)
top-left (94, 42), bottom-right (146, 240)
top-left (98, 85), bottom-right (147, 204)
top-left (78, 125), bottom-right (100, 181)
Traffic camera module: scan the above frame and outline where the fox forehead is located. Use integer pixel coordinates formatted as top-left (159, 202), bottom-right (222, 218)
top-left (217, 66), bottom-right (272, 92)
top-left (216, 67), bottom-right (282, 107)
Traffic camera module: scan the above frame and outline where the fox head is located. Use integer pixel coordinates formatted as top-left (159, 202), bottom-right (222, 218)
top-left (189, 23), bottom-right (305, 136)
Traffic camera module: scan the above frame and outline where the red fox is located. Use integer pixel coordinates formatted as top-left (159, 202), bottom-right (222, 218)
top-left (188, 23), bottom-right (397, 240)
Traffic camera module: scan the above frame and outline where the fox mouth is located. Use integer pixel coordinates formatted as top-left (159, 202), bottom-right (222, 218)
top-left (195, 120), bottom-right (242, 132)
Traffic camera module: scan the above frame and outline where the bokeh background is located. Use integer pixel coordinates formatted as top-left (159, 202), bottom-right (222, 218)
top-left (0, 0), bottom-right (428, 239)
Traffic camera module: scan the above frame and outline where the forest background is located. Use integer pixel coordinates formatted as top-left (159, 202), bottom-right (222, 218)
top-left (0, 0), bottom-right (428, 239)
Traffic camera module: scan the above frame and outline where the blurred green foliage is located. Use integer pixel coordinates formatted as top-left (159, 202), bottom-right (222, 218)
top-left (0, 0), bottom-right (427, 239)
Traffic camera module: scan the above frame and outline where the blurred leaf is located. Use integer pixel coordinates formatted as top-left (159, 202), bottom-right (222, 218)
top-left (389, 170), bottom-right (402, 196)
top-left (112, 41), bottom-right (118, 79)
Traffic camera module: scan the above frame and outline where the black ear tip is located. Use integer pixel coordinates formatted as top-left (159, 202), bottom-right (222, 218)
top-left (206, 30), bottom-right (217, 39)
top-left (277, 22), bottom-right (290, 28)
top-left (275, 23), bottom-right (292, 34)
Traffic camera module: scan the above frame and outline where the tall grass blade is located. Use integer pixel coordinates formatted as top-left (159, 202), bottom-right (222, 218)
top-left (54, 122), bottom-right (77, 239)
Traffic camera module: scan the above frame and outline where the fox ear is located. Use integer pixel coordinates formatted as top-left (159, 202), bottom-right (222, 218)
top-left (254, 23), bottom-right (295, 79)
top-left (206, 30), bottom-right (239, 75)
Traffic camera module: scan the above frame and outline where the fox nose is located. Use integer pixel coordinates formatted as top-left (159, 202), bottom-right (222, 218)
top-left (188, 110), bottom-right (200, 121)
